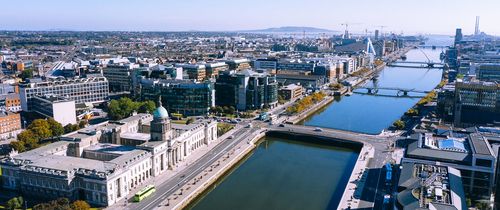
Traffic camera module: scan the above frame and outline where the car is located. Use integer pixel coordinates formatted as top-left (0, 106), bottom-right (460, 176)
top-left (314, 127), bottom-right (323, 132)
top-left (278, 124), bottom-right (285, 127)
top-left (245, 124), bottom-right (253, 128)
top-left (228, 135), bottom-right (235, 139)
top-left (383, 194), bottom-right (391, 204)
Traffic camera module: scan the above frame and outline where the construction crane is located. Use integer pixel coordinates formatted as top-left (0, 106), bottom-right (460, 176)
top-left (340, 22), bottom-right (362, 39)
top-left (376, 25), bottom-right (388, 38)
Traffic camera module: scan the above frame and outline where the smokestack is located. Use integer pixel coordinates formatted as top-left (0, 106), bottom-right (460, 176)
top-left (474, 16), bottom-right (480, 36)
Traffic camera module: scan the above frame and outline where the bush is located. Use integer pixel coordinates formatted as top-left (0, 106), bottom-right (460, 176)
top-left (393, 120), bottom-right (405, 130)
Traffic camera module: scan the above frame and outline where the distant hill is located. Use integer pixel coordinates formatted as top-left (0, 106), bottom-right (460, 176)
top-left (242, 26), bottom-right (337, 33)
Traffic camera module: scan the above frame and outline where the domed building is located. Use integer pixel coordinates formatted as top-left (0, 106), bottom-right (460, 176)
top-left (150, 97), bottom-right (172, 141)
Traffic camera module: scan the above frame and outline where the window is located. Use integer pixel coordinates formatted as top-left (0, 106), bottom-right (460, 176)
top-left (475, 159), bottom-right (492, 168)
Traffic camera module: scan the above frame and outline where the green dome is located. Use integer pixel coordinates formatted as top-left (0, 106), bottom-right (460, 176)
top-left (153, 106), bottom-right (169, 119)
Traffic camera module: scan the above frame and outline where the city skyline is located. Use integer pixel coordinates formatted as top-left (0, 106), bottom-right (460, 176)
top-left (2, 0), bottom-right (500, 35)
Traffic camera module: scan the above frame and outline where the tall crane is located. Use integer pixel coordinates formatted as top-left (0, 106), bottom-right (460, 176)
top-left (376, 25), bottom-right (388, 38)
top-left (340, 22), bottom-right (362, 39)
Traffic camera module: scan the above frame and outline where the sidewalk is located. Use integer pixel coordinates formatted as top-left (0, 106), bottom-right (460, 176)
top-left (106, 125), bottom-right (243, 210)
top-left (338, 144), bottom-right (374, 210)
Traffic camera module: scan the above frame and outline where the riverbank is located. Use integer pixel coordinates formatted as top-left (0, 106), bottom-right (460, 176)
top-left (286, 96), bottom-right (334, 124)
top-left (166, 129), bottom-right (266, 210)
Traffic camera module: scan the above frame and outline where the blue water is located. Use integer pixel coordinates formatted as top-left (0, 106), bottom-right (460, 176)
top-left (188, 137), bottom-right (359, 210)
top-left (301, 48), bottom-right (445, 134)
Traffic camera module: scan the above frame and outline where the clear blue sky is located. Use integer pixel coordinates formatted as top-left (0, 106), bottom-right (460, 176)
top-left (2, 0), bottom-right (499, 35)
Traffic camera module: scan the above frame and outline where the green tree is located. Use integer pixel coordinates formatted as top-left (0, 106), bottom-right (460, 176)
top-left (475, 202), bottom-right (489, 210)
top-left (9, 141), bottom-right (26, 152)
top-left (19, 69), bottom-right (33, 80)
top-left (17, 130), bottom-right (39, 149)
top-left (71, 200), bottom-right (90, 210)
top-left (78, 120), bottom-right (87, 129)
top-left (215, 106), bottom-right (224, 116)
top-left (138, 100), bottom-right (156, 114)
top-left (108, 97), bottom-right (140, 120)
top-left (393, 120), bottom-right (405, 130)
top-left (64, 123), bottom-right (79, 133)
top-left (227, 106), bottom-right (236, 115)
top-left (28, 119), bottom-right (52, 140)
top-left (47, 118), bottom-right (64, 137)
top-left (6, 196), bottom-right (23, 210)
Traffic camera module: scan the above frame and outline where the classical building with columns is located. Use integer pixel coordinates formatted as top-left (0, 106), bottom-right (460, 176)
top-left (0, 99), bottom-right (217, 207)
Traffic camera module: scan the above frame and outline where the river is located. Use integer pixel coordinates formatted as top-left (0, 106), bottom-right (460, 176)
top-left (187, 137), bottom-right (359, 210)
top-left (301, 39), bottom-right (451, 134)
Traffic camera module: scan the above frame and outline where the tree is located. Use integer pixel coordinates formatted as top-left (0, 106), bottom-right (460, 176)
top-left (71, 200), bottom-right (90, 210)
top-left (64, 123), bottom-right (79, 133)
top-left (6, 196), bottom-right (23, 210)
top-left (19, 69), bottom-right (33, 80)
top-left (47, 118), bottom-right (64, 137)
top-left (108, 97), bottom-right (141, 120)
top-left (227, 106), bottom-right (236, 115)
top-left (28, 119), bottom-right (52, 140)
top-left (78, 120), bottom-right (87, 129)
top-left (475, 202), bottom-right (490, 210)
top-left (215, 106), bottom-right (224, 116)
top-left (138, 100), bottom-right (156, 114)
top-left (10, 141), bottom-right (26, 152)
top-left (17, 130), bottom-right (39, 150)
top-left (393, 120), bottom-right (405, 130)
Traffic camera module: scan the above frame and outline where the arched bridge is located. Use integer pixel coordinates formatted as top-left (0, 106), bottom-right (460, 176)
top-left (356, 86), bottom-right (431, 96)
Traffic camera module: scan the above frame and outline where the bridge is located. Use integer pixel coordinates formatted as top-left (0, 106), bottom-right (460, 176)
top-left (356, 86), bottom-right (431, 96)
top-left (387, 61), bottom-right (445, 69)
top-left (352, 91), bottom-right (425, 98)
top-left (418, 45), bottom-right (448, 49)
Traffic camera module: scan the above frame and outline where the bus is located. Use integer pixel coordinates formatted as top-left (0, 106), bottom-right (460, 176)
top-left (385, 163), bottom-right (393, 183)
top-left (133, 185), bottom-right (156, 202)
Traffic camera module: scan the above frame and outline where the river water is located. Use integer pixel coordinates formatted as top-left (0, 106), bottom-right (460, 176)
top-left (301, 43), bottom-right (449, 134)
top-left (188, 137), bottom-right (359, 210)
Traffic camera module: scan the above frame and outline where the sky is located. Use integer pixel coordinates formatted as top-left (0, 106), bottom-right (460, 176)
top-left (2, 0), bottom-right (500, 35)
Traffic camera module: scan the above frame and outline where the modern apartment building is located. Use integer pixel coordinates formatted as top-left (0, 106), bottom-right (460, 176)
top-left (478, 64), bottom-right (500, 82)
top-left (18, 77), bottom-right (109, 111)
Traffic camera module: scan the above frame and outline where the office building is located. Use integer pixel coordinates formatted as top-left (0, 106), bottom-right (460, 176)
top-left (175, 64), bottom-right (206, 82)
top-left (454, 81), bottom-right (500, 126)
top-left (19, 77), bottom-right (109, 112)
top-left (396, 163), bottom-right (466, 210)
top-left (278, 84), bottom-right (303, 100)
top-left (102, 64), bottom-right (140, 92)
top-left (0, 102), bottom-right (217, 207)
top-left (204, 62), bottom-right (228, 79)
top-left (140, 79), bottom-right (214, 116)
top-left (224, 59), bottom-right (251, 71)
top-left (0, 111), bottom-right (22, 140)
top-left (478, 64), bottom-right (500, 82)
top-left (215, 69), bottom-right (278, 110)
top-left (276, 74), bottom-right (327, 90)
top-left (403, 132), bottom-right (496, 201)
top-left (253, 58), bottom-right (278, 70)
top-left (31, 95), bottom-right (77, 126)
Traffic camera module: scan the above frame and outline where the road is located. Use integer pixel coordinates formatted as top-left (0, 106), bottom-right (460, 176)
top-left (128, 126), bottom-right (260, 210)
